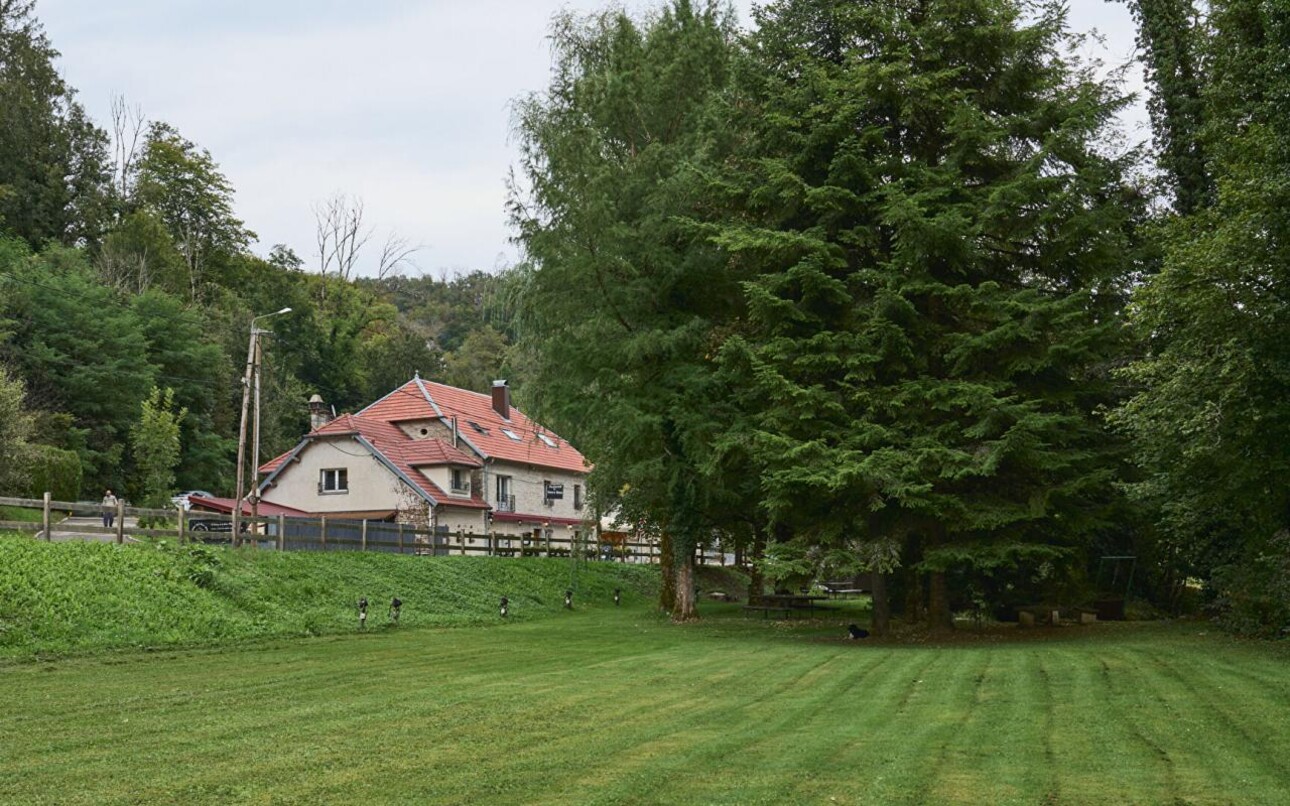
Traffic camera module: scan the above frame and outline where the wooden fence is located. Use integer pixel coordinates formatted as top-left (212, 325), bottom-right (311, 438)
top-left (0, 495), bottom-right (725, 564)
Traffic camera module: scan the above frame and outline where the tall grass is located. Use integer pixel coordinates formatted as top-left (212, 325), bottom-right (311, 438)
top-left (0, 535), bottom-right (658, 659)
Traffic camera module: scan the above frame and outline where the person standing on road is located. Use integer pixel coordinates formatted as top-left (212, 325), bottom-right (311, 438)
top-left (101, 490), bottom-right (117, 528)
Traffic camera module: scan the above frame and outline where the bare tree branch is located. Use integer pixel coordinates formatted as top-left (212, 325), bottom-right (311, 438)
top-left (313, 193), bottom-right (375, 293)
top-left (376, 232), bottom-right (421, 280)
top-left (109, 93), bottom-right (146, 204)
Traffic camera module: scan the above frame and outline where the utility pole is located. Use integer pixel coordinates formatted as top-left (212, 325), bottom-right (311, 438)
top-left (232, 329), bottom-right (256, 547)
top-left (233, 307), bottom-right (291, 547)
top-left (250, 333), bottom-right (263, 549)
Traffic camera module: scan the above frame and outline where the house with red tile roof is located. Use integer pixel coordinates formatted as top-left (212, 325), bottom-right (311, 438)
top-left (256, 377), bottom-right (594, 544)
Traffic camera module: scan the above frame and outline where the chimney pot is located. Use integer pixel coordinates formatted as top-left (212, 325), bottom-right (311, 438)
top-left (308, 394), bottom-right (332, 431)
top-left (491, 380), bottom-right (510, 420)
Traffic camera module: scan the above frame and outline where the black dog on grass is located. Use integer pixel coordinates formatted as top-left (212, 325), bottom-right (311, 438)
top-left (848, 623), bottom-right (870, 640)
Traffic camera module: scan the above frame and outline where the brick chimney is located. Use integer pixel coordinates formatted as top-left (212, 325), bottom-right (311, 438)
top-left (308, 394), bottom-right (331, 431)
top-left (491, 380), bottom-right (510, 420)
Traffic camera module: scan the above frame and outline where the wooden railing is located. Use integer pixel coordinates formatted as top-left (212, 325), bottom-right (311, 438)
top-left (0, 495), bottom-right (729, 564)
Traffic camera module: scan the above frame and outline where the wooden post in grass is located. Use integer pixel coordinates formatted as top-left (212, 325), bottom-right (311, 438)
top-left (398, 522), bottom-right (404, 554)
top-left (277, 514), bottom-right (285, 551)
top-left (115, 499), bottom-right (125, 544)
top-left (178, 505), bottom-right (186, 544)
top-left (458, 530), bottom-right (466, 556)
top-left (42, 492), bottom-right (51, 541)
top-left (361, 519), bottom-right (368, 551)
top-left (320, 515), bottom-right (327, 549)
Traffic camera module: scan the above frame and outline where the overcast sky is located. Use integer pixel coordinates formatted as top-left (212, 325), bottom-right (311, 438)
top-left (37, 0), bottom-right (1146, 278)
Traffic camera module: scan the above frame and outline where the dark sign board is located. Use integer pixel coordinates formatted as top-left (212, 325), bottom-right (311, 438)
top-left (545, 482), bottom-right (564, 500)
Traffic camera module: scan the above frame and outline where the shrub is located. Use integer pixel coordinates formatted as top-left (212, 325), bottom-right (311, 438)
top-left (22, 443), bottom-right (82, 502)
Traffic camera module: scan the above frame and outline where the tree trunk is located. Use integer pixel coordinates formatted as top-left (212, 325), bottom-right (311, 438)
top-left (658, 530), bottom-right (676, 613)
top-left (673, 550), bottom-right (698, 622)
top-left (870, 571), bottom-right (891, 637)
top-left (747, 524), bottom-right (767, 601)
top-left (928, 571), bottom-right (954, 632)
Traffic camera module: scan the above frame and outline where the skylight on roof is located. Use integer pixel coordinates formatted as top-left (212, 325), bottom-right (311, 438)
top-left (538, 433), bottom-right (558, 448)
top-left (501, 428), bottom-right (521, 441)
top-left (467, 421), bottom-right (489, 435)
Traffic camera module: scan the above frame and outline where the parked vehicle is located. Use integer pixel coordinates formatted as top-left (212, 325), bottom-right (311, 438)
top-left (171, 491), bottom-right (215, 510)
top-left (188, 518), bottom-right (247, 533)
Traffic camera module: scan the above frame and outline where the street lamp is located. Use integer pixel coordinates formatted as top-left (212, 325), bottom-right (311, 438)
top-left (233, 307), bottom-right (292, 545)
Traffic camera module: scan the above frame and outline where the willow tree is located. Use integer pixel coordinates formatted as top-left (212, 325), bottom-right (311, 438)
top-left (707, 0), bottom-right (1145, 630)
top-left (511, 1), bottom-right (740, 620)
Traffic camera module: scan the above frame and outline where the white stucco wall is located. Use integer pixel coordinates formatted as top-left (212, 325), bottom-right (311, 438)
top-left (416, 466), bottom-right (476, 501)
top-left (436, 506), bottom-right (488, 535)
top-left (260, 437), bottom-right (416, 514)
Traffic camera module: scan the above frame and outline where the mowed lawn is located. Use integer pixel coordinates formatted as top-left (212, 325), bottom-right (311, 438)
top-left (3, 607), bottom-right (1289, 805)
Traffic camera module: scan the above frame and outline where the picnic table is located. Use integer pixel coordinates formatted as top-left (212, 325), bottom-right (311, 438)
top-left (743, 594), bottom-right (832, 619)
top-left (820, 582), bottom-right (868, 599)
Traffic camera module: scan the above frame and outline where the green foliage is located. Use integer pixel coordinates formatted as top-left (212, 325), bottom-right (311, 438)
top-left (129, 289), bottom-right (232, 492)
top-left (442, 325), bottom-right (511, 392)
top-left (0, 363), bottom-right (31, 494)
top-left (0, 0), bottom-right (111, 247)
top-left (704, 0), bottom-right (1145, 621)
top-left (133, 121), bottom-right (254, 301)
top-left (0, 243), bottom-right (154, 488)
top-left (1114, 0), bottom-right (1290, 632)
top-left (1121, 0), bottom-right (1212, 213)
top-left (129, 387), bottom-right (186, 523)
top-left (512, 2), bottom-right (741, 619)
top-left (0, 536), bottom-right (659, 658)
top-left (20, 442), bottom-right (81, 501)
top-left (1210, 530), bottom-right (1290, 637)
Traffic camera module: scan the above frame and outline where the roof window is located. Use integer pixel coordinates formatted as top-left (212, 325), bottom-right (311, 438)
top-left (467, 421), bottom-right (489, 435)
top-left (538, 433), bottom-right (558, 448)
top-left (501, 428), bottom-right (521, 441)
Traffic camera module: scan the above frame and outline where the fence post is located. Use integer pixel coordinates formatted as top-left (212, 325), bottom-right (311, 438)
top-left (41, 491), bottom-right (51, 541)
top-left (489, 532), bottom-right (496, 557)
top-left (398, 522), bottom-right (404, 554)
top-left (361, 519), bottom-right (368, 552)
top-left (115, 499), bottom-right (125, 544)
top-left (458, 530), bottom-right (466, 556)
top-left (320, 515), bottom-right (327, 549)
top-left (277, 514), bottom-right (285, 551)
top-left (178, 505), bottom-right (186, 544)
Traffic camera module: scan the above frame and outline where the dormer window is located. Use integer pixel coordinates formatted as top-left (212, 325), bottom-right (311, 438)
top-left (451, 467), bottom-right (469, 494)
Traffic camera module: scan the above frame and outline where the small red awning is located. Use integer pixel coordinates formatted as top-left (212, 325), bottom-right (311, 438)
top-left (187, 496), bottom-right (309, 517)
top-left (489, 512), bottom-right (586, 527)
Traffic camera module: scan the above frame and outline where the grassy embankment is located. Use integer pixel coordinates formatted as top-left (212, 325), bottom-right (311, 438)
top-left (0, 535), bottom-right (659, 659)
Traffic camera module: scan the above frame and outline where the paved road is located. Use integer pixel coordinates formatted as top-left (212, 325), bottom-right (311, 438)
top-left (46, 515), bottom-right (140, 543)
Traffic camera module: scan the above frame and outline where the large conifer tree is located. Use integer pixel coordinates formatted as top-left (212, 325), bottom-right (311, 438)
top-left (511, 1), bottom-right (739, 620)
top-left (708, 0), bottom-right (1144, 629)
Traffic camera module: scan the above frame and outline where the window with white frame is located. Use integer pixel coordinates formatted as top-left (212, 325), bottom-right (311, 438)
top-left (320, 468), bottom-right (348, 494)
top-left (495, 475), bottom-right (513, 510)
